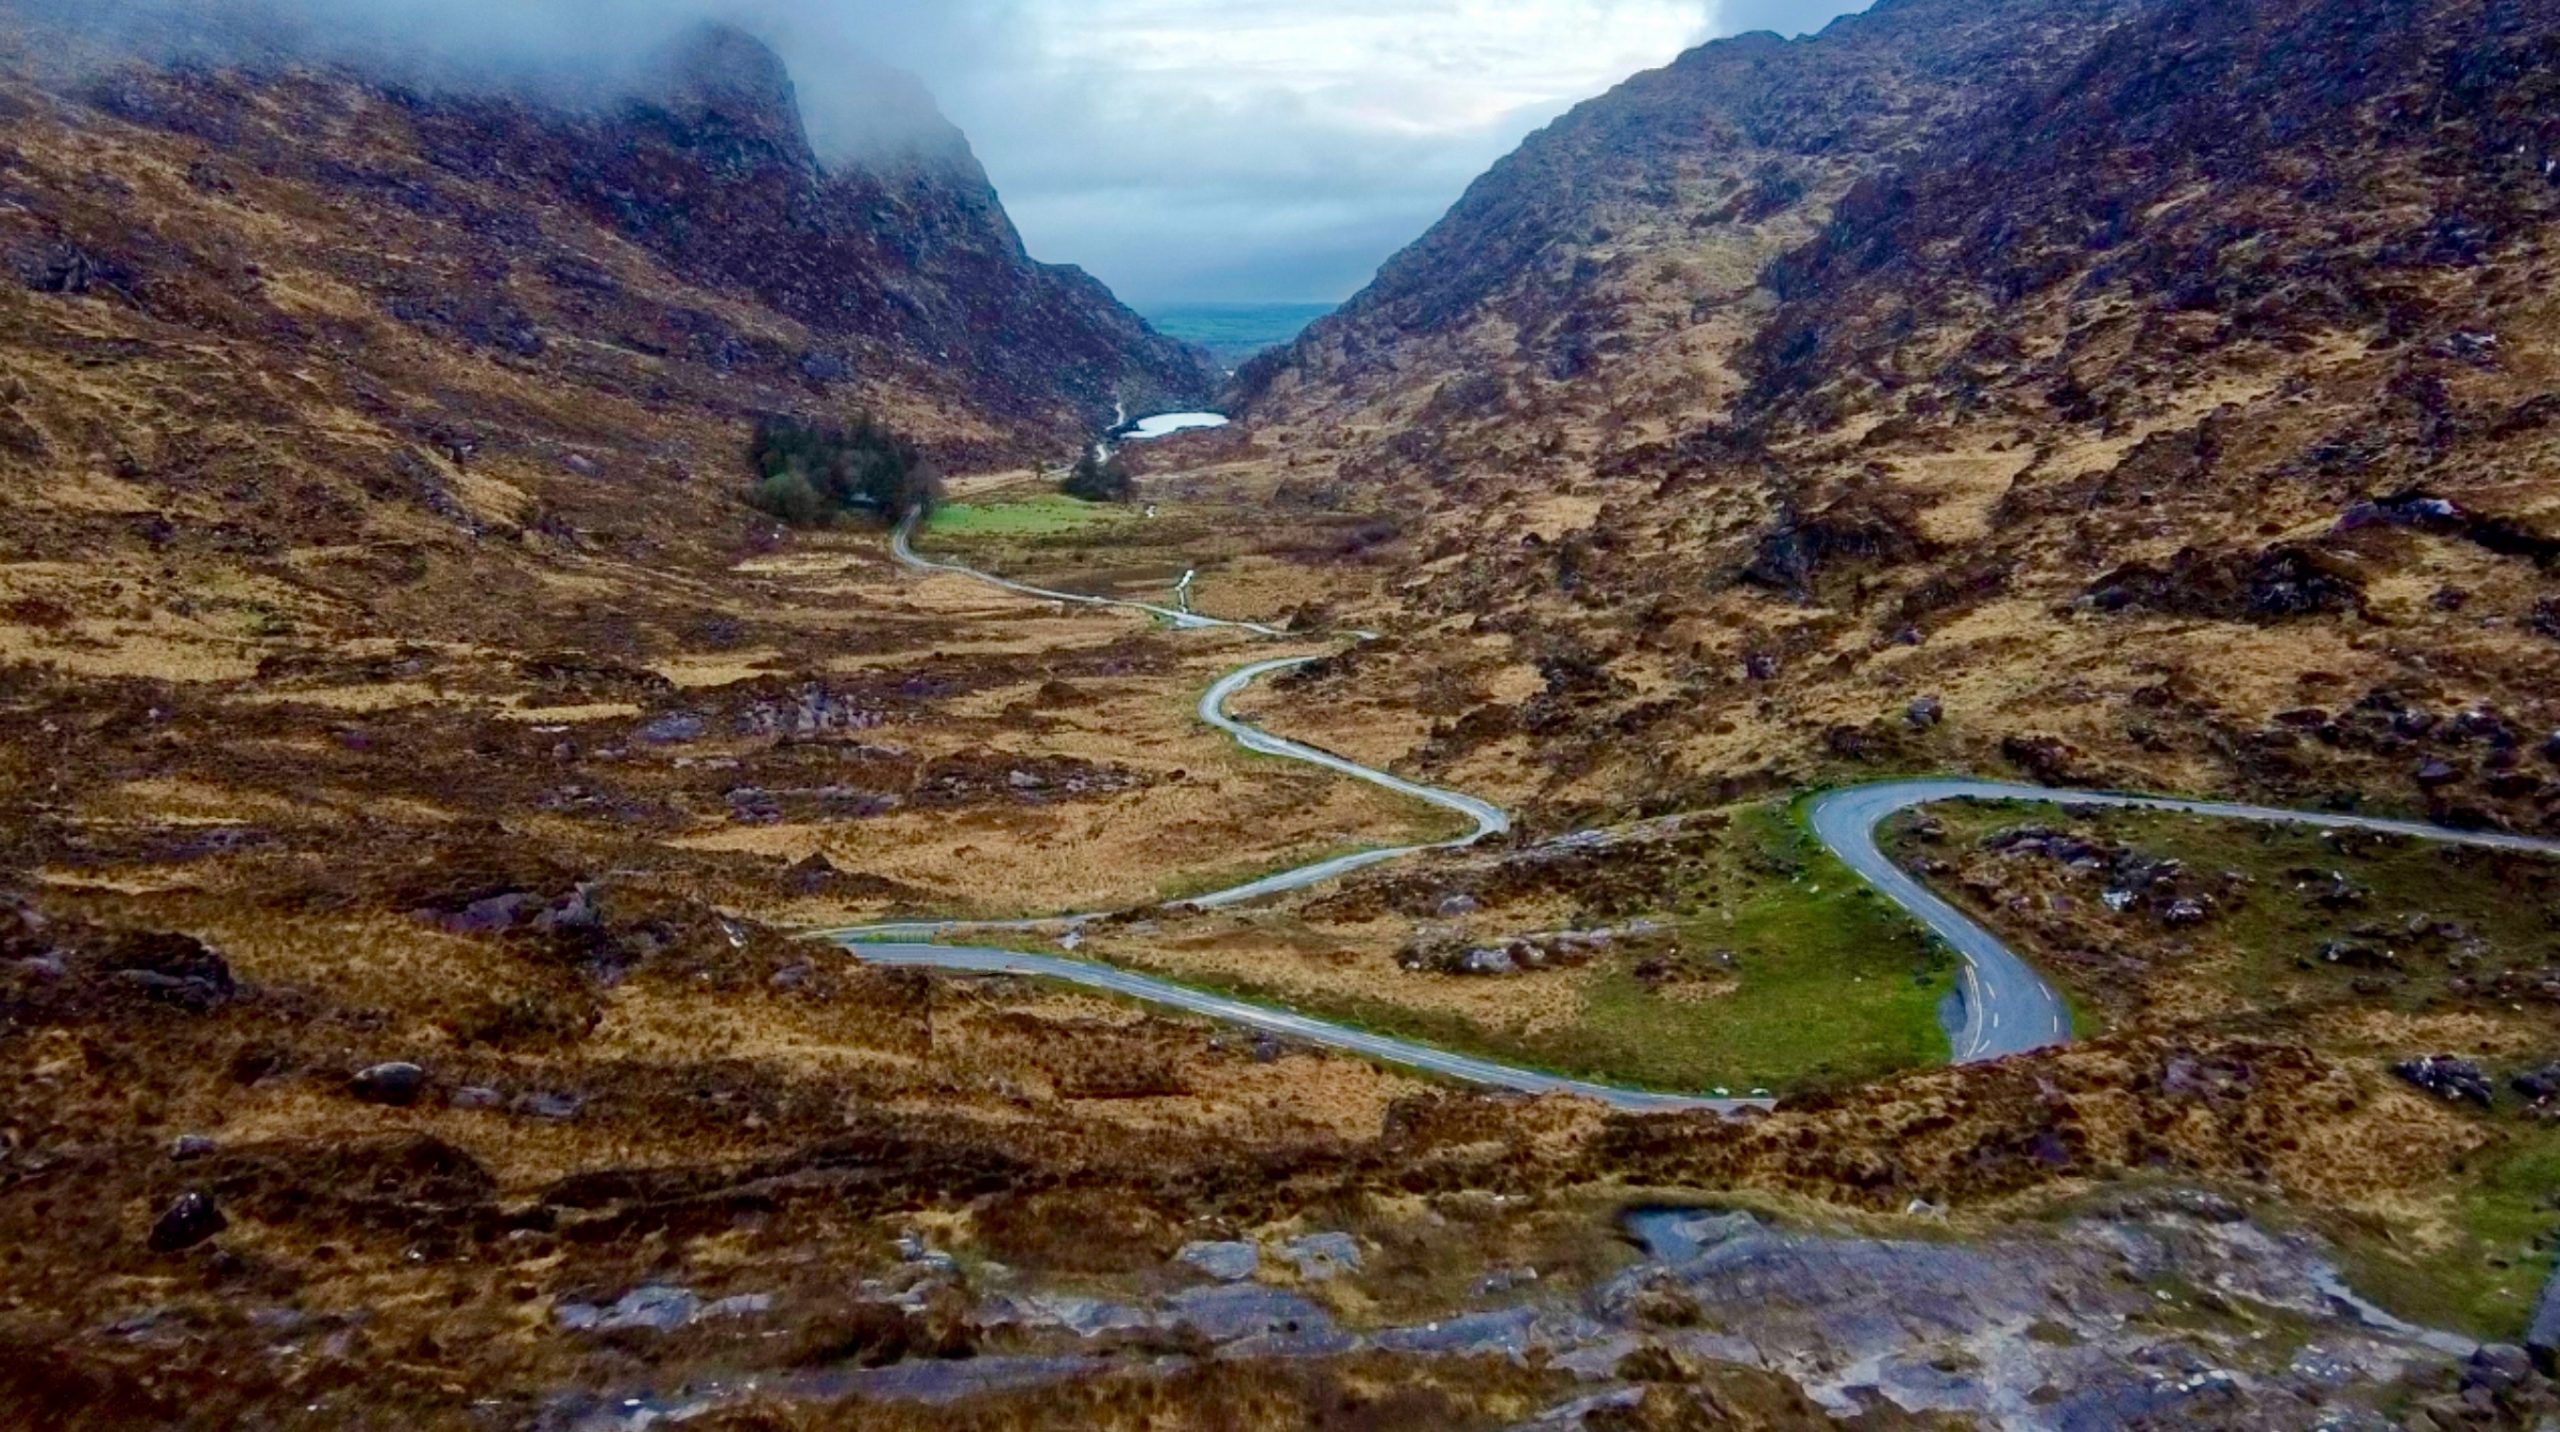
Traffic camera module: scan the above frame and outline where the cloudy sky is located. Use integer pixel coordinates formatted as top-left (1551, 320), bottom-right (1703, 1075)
top-left (57, 0), bottom-right (1876, 307)
top-left (820, 0), bottom-right (1879, 306)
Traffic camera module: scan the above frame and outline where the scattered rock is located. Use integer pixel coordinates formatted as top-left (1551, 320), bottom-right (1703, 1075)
top-left (450, 1086), bottom-right (504, 1110)
top-left (1437, 893), bottom-right (1481, 918)
top-left (148, 1192), bottom-right (226, 1252)
top-left (1175, 1240), bottom-right (1260, 1283)
top-left (2467, 1343), bottom-right (2536, 1396)
top-left (1906, 696), bottom-right (1944, 729)
top-left (2395, 1055), bottom-right (2494, 1108)
top-left (168, 1135), bottom-right (217, 1162)
top-left (2000, 734), bottom-right (2084, 785)
top-left (2531, 1273), bottom-right (2560, 1376)
top-left (557, 1285), bottom-right (699, 1334)
top-left (429, 891), bottom-right (534, 936)
top-left (2081, 544), bottom-right (2363, 622)
top-left (726, 787), bottom-right (783, 825)
top-left (638, 712), bottom-right (707, 745)
top-left (101, 932), bottom-right (237, 1011)
top-left (350, 1061), bottom-right (429, 1107)
top-left (513, 1091), bottom-right (584, 1121)
top-left (784, 852), bottom-right (841, 894)
top-left (2314, 941), bottom-right (2398, 971)
top-left (1282, 1232), bottom-right (1362, 1281)
top-left (2417, 758), bottom-right (2465, 788)
top-left (895, 1231), bottom-right (957, 1274)
top-left (1475, 1266), bottom-right (1540, 1296)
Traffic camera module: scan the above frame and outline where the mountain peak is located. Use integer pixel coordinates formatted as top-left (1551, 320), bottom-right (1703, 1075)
top-left (642, 21), bottom-right (813, 167)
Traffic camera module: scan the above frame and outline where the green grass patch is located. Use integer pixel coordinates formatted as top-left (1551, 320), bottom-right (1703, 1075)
top-left (1122, 798), bottom-right (1957, 1097)
top-left (926, 494), bottom-right (1138, 539)
top-left (2324, 1117), bottom-right (2560, 1341)
top-left (1576, 801), bottom-right (1956, 1093)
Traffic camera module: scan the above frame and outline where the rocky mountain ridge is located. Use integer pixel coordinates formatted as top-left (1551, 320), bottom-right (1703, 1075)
top-left (1231, 0), bottom-right (2158, 438)
top-left (1225, 0), bottom-right (2560, 846)
top-left (15, 18), bottom-right (1213, 462)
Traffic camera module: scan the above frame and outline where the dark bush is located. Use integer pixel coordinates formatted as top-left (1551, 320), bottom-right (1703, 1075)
top-left (746, 416), bottom-right (942, 527)
top-left (1059, 446), bottom-right (1135, 503)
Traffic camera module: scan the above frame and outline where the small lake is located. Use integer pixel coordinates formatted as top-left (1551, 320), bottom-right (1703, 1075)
top-left (1123, 412), bottom-right (1230, 440)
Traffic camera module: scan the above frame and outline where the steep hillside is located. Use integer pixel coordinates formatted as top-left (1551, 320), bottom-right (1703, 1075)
top-left (4, 19), bottom-right (1212, 475)
top-left (1222, 0), bottom-right (2560, 849)
top-left (1232, 0), bottom-right (2156, 445)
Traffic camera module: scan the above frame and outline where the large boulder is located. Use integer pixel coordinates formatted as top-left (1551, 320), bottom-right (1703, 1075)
top-left (350, 1061), bottom-right (430, 1108)
top-left (2394, 1055), bottom-right (2493, 1107)
top-left (147, 1191), bottom-right (226, 1252)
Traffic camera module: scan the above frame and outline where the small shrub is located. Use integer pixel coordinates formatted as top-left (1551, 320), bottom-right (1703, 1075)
top-left (747, 470), bottom-right (829, 527)
top-left (1059, 447), bottom-right (1135, 503)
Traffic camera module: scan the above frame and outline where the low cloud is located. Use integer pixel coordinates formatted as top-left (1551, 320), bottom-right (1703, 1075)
top-left (22, 0), bottom-right (1878, 305)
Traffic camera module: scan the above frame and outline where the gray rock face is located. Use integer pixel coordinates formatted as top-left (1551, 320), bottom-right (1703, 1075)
top-left (1165, 1284), bottom-right (1343, 1353)
top-left (638, 712), bottom-right (707, 745)
top-left (2528, 1272), bottom-right (2560, 1375)
top-left (349, 1061), bottom-right (428, 1107)
top-left (558, 1286), bottom-right (700, 1334)
top-left (1282, 1232), bottom-right (1362, 1281)
top-left (562, 1196), bottom-right (2491, 1429)
top-left (1605, 1202), bottom-right (2477, 1424)
top-left (1174, 1240), bottom-right (1259, 1282)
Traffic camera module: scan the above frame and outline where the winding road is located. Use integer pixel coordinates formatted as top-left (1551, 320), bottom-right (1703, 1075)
top-left (825, 510), bottom-right (2560, 1114)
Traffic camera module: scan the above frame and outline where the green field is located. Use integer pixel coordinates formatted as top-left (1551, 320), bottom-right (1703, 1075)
top-left (926, 494), bottom-right (1137, 539)
top-left (1551, 804), bottom-right (1958, 1093)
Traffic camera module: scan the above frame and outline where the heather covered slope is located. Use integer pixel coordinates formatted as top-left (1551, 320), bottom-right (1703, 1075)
top-left (1231, 0), bottom-right (2157, 442)
top-left (1224, 0), bottom-right (2560, 847)
top-left (3, 19), bottom-right (1213, 472)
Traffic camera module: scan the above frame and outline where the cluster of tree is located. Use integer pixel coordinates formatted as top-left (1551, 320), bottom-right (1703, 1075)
top-left (1060, 446), bottom-right (1135, 503)
top-left (745, 415), bottom-right (943, 528)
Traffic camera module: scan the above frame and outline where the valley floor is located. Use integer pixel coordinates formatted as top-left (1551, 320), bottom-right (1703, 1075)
top-left (6, 444), bottom-right (2557, 1429)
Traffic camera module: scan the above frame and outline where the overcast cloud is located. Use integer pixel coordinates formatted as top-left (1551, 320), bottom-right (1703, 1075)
top-left (41, 0), bottom-right (1877, 306)
top-left (903, 1), bottom-right (1881, 305)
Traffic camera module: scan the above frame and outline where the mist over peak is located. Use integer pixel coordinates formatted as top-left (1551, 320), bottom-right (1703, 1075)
top-left (1, 0), bottom-right (976, 175)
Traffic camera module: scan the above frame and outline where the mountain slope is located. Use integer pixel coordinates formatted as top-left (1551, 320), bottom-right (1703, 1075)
top-left (1231, 0), bottom-right (2157, 443)
top-left (12, 19), bottom-right (1212, 469)
top-left (1223, 0), bottom-right (2560, 845)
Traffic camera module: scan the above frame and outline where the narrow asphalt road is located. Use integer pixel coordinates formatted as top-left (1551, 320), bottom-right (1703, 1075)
top-left (1810, 778), bottom-right (2560, 1061)
top-left (829, 512), bottom-right (2560, 1111)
